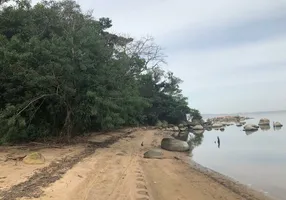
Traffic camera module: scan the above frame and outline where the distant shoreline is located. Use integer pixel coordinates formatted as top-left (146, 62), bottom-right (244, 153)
top-left (203, 110), bottom-right (286, 117)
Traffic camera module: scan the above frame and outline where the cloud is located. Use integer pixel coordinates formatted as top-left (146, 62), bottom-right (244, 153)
top-left (165, 35), bottom-right (286, 113)
top-left (79, 0), bottom-right (286, 38)
top-left (83, 0), bottom-right (286, 113)
top-left (162, 13), bottom-right (286, 52)
top-left (166, 35), bottom-right (286, 88)
top-left (31, 0), bottom-right (286, 113)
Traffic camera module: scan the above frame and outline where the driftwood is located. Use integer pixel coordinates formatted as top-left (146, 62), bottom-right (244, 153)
top-left (4, 155), bottom-right (27, 162)
top-left (4, 154), bottom-right (27, 166)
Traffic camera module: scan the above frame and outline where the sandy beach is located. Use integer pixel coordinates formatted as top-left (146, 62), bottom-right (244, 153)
top-left (0, 129), bottom-right (273, 200)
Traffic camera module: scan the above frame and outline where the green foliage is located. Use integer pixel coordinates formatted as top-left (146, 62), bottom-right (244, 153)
top-left (0, 0), bottom-right (199, 143)
top-left (190, 109), bottom-right (202, 120)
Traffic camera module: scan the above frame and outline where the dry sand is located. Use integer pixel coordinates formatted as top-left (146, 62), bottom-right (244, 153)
top-left (0, 129), bottom-right (273, 200)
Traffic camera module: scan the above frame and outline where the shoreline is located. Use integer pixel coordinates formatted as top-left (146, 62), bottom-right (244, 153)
top-left (0, 129), bottom-right (274, 200)
top-left (187, 159), bottom-right (273, 200)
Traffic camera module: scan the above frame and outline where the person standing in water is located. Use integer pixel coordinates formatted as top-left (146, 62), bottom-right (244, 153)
top-left (217, 136), bottom-right (220, 148)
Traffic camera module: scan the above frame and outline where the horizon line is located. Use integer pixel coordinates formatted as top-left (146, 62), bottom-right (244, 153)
top-left (202, 109), bottom-right (286, 116)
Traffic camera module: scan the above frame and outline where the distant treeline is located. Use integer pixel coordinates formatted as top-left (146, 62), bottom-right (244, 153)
top-left (0, 0), bottom-right (201, 143)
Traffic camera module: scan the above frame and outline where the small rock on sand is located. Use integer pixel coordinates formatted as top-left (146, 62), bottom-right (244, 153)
top-left (144, 149), bottom-right (163, 159)
top-left (23, 152), bottom-right (45, 165)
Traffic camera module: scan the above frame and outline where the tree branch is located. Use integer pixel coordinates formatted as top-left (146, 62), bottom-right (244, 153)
top-left (16, 94), bottom-right (58, 116)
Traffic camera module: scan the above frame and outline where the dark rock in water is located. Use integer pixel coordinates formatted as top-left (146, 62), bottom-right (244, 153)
top-left (212, 123), bottom-right (223, 128)
top-left (258, 118), bottom-right (270, 126)
top-left (220, 127), bottom-right (225, 131)
top-left (273, 122), bottom-right (283, 127)
top-left (192, 125), bottom-right (204, 130)
top-left (161, 138), bottom-right (190, 152)
top-left (222, 122), bottom-right (233, 126)
top-left (179, 127), bottom-right (188, 132)
top-left (143, 149), bottom-right (163, 159)
top-left (243, 124), bottom-right (259, 131)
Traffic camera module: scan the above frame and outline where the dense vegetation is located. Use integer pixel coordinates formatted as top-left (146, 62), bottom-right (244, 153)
top-left (0, 0), bottom-right (201, 143)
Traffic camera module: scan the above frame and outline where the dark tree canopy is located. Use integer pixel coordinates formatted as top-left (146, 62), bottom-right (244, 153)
top-left (0, 0), bottom-right (201, 143)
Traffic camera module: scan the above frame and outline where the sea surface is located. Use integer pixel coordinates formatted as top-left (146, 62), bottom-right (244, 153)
top-left (191, 111), bottom-right (286, 200)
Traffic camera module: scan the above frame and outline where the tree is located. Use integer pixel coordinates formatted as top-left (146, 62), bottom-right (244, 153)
top-left (0, 0), bottom-right (199, 143)
top-left (189, 109), bottom-right (202, 120)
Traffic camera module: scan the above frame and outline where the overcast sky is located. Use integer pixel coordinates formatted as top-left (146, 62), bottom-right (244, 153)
top-left (40, 0), bottom-right (286, 114)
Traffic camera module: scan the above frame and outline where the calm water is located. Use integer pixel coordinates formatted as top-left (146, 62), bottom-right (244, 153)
top-left (191, 111), bottom-right (286, 200)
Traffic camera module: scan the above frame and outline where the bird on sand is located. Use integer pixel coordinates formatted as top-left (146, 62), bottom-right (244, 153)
top-left (141, 142), bottom-right (144, 146)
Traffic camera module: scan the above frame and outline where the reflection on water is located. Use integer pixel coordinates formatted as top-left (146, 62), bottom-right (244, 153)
top-left (245, 130), bottom-right (258, 135)
top-left (174, 131), bottom-right (204, 149)
top-left (193, 129), bottom-right (205, 135)
top-left (274, 126), bottom-right (282, 131)
top-left (191, 111), bottom-right (286, 200)
top-left (260, 125), bottom-right (271, 131)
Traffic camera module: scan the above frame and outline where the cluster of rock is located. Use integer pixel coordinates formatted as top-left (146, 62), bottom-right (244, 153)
top-left (157, 116), bottom-right (283, 137)
top-left (243, 118), bottom-right (283, 132)
top-left (144, 117), bottom-right (284, 159)
top-left (210, 116), bottom-right (250, 123)
top-left (158, 116), bottom-right (243, 134)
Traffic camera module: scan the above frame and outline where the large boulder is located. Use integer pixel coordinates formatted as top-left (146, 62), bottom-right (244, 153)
top-left (179, 127), bottom-right (188, 132)
top-left (273, 122), bottom-right (283, 127)
top-left (143, 149), bottom-right (163, 159)
top-left (23, 152), bottom-right (45, 165)
top-left (161, 138), bottom-right (190, 152)
top-left (192, 129), bottom-right (204, 134)
top-left (258, 118), bottom-right (270, 126)
top-left (191, 119), bottom-right (202, 126)
top-left (192, 125), bottom-right (204, 130)
top-left (212, 123), bottom-right (223, 128)
top-left (173, 126), bottom-right (179, 131)
top-left (243, 124), bottom-right (259, 131)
